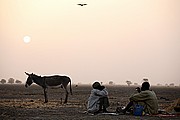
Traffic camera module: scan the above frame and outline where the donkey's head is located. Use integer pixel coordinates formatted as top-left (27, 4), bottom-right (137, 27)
top-left (25, 72), bottom-right (34, 87)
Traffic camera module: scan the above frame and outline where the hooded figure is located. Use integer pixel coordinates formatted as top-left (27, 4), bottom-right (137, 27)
top-left (87, 82), bottom-right (109, 114)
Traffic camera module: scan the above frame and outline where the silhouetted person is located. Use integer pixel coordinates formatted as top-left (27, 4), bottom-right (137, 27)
top-left (87, 82), bottom-right (110, 114)
top-left (117, 82), bottom-right (158, 115)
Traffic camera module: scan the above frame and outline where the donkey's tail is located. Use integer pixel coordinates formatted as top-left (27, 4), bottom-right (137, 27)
top-left (69, 79), bottom-right (72, 95)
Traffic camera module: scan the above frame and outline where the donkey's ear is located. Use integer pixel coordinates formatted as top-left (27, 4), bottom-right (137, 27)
top-left (25, 72), bottom-right (30, 76)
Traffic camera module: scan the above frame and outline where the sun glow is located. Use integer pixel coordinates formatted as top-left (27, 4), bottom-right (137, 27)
top-left (23, 36), bottom-right (31, 43)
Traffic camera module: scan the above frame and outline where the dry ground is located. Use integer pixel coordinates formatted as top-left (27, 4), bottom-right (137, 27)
top-left (0, 84), bottom-right (180, 120)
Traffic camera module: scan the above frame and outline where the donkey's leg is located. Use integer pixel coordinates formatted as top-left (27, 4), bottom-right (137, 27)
top-left (43, 88), bottom-right (48, 103)
top-left (64, 88), bottom-right (69, 103)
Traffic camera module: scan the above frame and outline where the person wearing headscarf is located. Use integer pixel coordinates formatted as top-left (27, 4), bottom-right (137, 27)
top-left (87, 82), bottom-right (110, 114)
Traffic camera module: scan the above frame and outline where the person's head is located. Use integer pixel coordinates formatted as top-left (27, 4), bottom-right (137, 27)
top-left (92, 82), bottom-right (105, 90)
top-left (141, 82), bottom-right (150, 91)
top-left (92, 82), bottom-right (101, 89)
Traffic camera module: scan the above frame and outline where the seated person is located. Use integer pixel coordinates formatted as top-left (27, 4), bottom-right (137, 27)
top-left (87, 82), bottom-right (110, 114)
top-left (118, 82), bottom-right (158, 115)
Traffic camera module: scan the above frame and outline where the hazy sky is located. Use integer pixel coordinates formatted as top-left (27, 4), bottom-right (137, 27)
top-left (0, 0), bottom-right (180, 85)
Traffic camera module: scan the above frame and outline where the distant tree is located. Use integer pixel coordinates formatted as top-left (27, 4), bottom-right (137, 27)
top-left (15, 80), bottom-right (22, 84)
top-left (157, 83), bottom-right (162, 86)
top-left (8, 78), bottom-right (15, 84)
top-left (109, 81), bottom-right (114, 85)
top-left (134, 83), bottom-right (138, 86)
top-left (165, 84), bottom-right (169, 87)
top-left (143, 78), bottom-right (148, 82)
top-left (126, 80), bottom-right (132, 86)
top-left (169, 83), bottom-right (175, 87)
top-left (0, 79), bottom-right (6, 84)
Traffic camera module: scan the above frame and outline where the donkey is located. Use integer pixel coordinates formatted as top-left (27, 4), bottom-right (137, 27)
top-left (25, 72), bottom-right (72, 103)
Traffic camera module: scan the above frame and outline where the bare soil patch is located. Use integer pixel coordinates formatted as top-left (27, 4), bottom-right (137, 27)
top-left (0, 84), bottom-right (180, 120)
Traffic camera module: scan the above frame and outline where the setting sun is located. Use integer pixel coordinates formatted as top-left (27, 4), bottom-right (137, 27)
top-left (23, 36), bottom-right (31, 43)
top-left (0, 0), bottom-right (180, 86)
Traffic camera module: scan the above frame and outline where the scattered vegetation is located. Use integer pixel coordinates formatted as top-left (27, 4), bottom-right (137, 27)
top-left (126, 80), bottom-right (132, 86)
top-left (0, 79), bottom-right (6, 84)
top-left (0, 78), bottom-right (22, 84)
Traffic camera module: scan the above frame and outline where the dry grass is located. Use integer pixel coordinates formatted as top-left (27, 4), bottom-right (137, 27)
top-left (0, 84), bottom-right (180, 120)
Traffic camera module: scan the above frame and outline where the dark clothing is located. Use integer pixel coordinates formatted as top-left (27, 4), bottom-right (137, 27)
top-left (99, 97), bottom-right (110, 112)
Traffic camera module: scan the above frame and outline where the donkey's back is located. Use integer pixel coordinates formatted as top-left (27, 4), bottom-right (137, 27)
top-left (44, 75), bottom-right (71, 86)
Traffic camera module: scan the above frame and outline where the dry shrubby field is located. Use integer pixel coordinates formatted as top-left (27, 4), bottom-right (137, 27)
top-left (0, 84), bottom-right (180, 120)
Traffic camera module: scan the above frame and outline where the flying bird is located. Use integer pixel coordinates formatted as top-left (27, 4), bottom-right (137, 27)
top-left (77, 4), bottom-right (87, 6)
